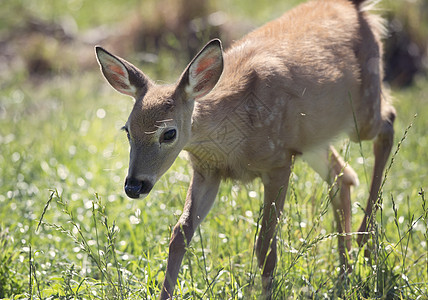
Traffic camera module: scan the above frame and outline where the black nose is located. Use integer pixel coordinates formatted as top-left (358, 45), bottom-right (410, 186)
top-left (124, 178), bottom-right (153, 199)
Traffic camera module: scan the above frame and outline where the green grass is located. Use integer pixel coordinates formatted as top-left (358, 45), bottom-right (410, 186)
top-left (1, 0), bottom-right (428, 299)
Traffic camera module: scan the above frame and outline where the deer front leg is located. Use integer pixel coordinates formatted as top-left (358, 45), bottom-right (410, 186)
top-left (160, 170), bottom-right (220, 300)
top-left (256, 163), bottom-right (292, 299)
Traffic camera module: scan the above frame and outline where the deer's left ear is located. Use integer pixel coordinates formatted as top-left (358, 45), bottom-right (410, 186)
top-left (179, 39), bottom-right (224, 100)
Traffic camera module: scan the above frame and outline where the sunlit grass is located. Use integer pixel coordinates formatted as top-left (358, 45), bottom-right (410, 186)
top-left (2, 69), bottom-right (427, 298)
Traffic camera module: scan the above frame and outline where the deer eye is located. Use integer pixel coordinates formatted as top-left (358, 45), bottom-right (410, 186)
top-left (161, 129), bottom-right (177, 143)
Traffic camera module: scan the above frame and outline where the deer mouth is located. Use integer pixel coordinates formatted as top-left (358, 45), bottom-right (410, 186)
top-left (124, 177), bottom-right (153, 199)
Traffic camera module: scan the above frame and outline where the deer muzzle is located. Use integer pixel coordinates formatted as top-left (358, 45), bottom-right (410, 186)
top-left (124, 177), bottom-right (154, 199)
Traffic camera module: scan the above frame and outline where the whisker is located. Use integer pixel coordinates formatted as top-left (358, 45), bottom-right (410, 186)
top-left (156, 119), bottom-right (174, 123)
top-left (144, 130), bottom-right (157, 135)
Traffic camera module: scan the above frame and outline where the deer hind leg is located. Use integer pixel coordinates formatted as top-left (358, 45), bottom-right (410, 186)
top-left (352, 12), bottom-right (397, 248)
top-left (256, 163), bottom-right (292, 299)
top-left (303, 146), bottom-right (359, 273)
top-left (357, 105), bottom-right (396, 248)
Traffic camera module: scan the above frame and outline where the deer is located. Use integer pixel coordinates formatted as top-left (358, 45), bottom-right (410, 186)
top-left (95, 0), bottom-right (396, 298)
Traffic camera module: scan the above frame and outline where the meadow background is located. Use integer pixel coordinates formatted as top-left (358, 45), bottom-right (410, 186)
top-left (0, 0), bottom-right (427, 298)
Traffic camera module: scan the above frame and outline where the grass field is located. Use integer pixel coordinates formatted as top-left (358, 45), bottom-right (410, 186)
top-left (1, 0), bottom-right (428, 299)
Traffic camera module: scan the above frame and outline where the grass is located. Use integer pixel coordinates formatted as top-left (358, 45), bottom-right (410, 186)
top-left (1, 0), bottom-right (428, 299)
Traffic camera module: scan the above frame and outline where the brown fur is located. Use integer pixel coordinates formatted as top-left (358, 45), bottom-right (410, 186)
top-left (95, 0), bottom-right (396, 298)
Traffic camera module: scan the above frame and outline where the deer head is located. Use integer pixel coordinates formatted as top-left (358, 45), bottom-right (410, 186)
top-left (95, 40), bottom-right (223, 198)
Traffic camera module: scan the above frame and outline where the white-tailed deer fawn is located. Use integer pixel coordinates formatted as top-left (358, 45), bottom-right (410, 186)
top-left (95, 0), bottom-right (395, 298)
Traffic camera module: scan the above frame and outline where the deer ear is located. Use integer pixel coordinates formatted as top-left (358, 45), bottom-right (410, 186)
top-left (95, 46), bottom-right (150, 99)
top-left (180, 39), bottom-right (224, 100)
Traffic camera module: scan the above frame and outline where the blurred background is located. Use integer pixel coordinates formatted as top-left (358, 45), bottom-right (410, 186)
top-left (1, 0), bottom-right (427, 86)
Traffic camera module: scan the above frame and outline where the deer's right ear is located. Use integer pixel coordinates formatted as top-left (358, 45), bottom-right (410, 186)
top-left (95, 46), bottom-right (150, 99)
top-left (179, 39), bottom-right (224, 101)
